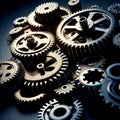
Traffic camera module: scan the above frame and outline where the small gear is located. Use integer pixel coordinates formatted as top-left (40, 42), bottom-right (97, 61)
top-left (35, 2), bottom-right (60, 24)
top-left (57, 9), bottom-right (116, 61)
top-left (13, 16), bottom-right (28, 27)
top-left (113, 33), bottom-right (120, 49)
top-left (99, 78), bottom-right (120, 111)
top-left (38, 99), bottom-right (84, 120)
top-left (8, 27), bottom-right (24, 44)
top-left (10, 31), bottom-right (55, 66)
top-left (108, 3), bottom-right (120, 19)
top-left (0, 59), bottom-right (25, 97)
top-left (14, 88), bottom-right (46, 111)
top-left (27, 11), bottom-right (44, 31)
top-left (68, 0), bottom-right (82, 13)
top-left (24, 50), bottom-right (70, 92)
top-left (106, 63), bottom-right (120, 81)
top-left (78, 67), bottom-right (106, 99)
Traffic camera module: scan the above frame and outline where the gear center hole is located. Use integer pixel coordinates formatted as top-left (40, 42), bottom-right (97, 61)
top-left (44, 7), bottom-right (49, 10)
top-left (54, 107), bottom-right (67, 117)
top-left (110, 65), bottom-right (120, 77)
top-left (18, 19), bottom-right (25, 23)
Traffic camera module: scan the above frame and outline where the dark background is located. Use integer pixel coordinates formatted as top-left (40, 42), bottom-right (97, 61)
top-left (0, 0), bottom-right (119, 120)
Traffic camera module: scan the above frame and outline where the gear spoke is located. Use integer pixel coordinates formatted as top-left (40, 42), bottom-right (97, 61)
top-left (68, 32), bottom-right (79, 41)
top-left (94, 16), bottom-right (107, 25)
top-left (94, 27), bottom-right (109, 33)
top-left (87, 12), bottom-right (97, 20)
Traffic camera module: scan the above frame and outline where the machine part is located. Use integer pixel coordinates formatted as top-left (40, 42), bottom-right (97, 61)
top-left (78, 67), bottom-right (106, 99)
top-left (59, 6), bottom-right (71, 20)
top-left (14, 88), bottom-right (46, 111)
top-left (113, 33), bottom-right (120, 49)
top-left (99, 78), bottom-right (120, 111)
top-left (9, 27), bottom-right (24, 40)
top-left (38, 99), bottom-right (83, 120)
top-left (35, 2), bottom-right (60, 24)
top-left (57, 9), bottom-right (116, 61)
top-left (106, 63), bottom-right (120, 81)
top-left (24, 50), bottom-right (70, 92)
top-left (13, 16), bottom-right (28, 27)
top-left (68, 0), bottom-right (82, 13)
top-left (10, 31), bottom-right (55, 66)
top-left (27, 11), bottom-right (44, 31)
top-left (89, 4), bottom-right (102, 9)
top-left (108, 3), bottom-right (120, 19)
top-left (0, 59), bottom-right (25, 96)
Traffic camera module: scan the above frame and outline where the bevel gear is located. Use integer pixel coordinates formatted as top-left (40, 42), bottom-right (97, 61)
top-left (13, 16), bottom-right (28, 27)
top-left (14, 88), bottom-right (46, 111)
top-left (57, 9), bottom-right (116, 61)
top-left (24, 50), bottom-right (70, 92)
top-left (27, 11), bottom-right (44, 31)
top-left (10, 31), bottom-right (55, 66)
top-left (99, 78), bottom-right (120, 111)
top-left (0, 59), bottom-right (25, 96)
top-left (38, 99), bottom-right (84, 120)
top-left (108, 3), bottom-right (120, 19)
top-left (35, 2), bottom-right (60, 24)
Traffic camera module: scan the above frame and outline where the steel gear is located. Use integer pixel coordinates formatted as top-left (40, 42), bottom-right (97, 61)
top-left (106, 63), bottom-right (120, 81)
top-left (113, 33), bottom-right (120, 49)
top-left (14, 88), bottom-right (46, 111)
top-left (35, 2), bottom-right (60, 24)
top-left (99, 78), bottom-right (120, 111)
top-left (38, 99), bottom-right (84, 120)
top-left (24, 50), bottom-right (70, 92)
top-left (68, 0), bottom-right (82, 13)
top-left (57, 9), bottom-right (116, 61)
top-left (108, 3), bottom-right (120, 19)
top-left (13, 16), bottom-right (28, 27)
top-left (27, 11), bottom-right (44, 31)
top-left (0, 59), bottom-right (25, 96)
top-left (77, 67), bottom-right (106, 100)
top-left (10, 31), bottom-right (55, 66)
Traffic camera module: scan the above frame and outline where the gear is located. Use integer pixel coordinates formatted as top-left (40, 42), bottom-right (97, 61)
top-left (27, 11), bottom-right (44, 31)
top-left (99, 78), bottom-right (120, 111)
top-left (14, 88), bottom-right (46, 111)
top-left (13, 16), bottom-right (28, 27)
top-left (0, 59), bottom-right (25, 97)
top-left (8, 27), bottom-right (24, 44)
top-left (108, 3), bottom-right (120, 19)
top-left (35, 2), bottom-right (60, 24)
top-left (78, 67), bottom-right (106, 99)
top-left (38, 99), bottom-right (83, 120)
top-left (57, 9), bottom-right (116, 61)
top-left (24, 50), bottom-right (70, 92)
top-left (113, 33), bottom-right (120, 49)
top-left (10, 31), bottom-right (55, 66)
top-left (106, 63), bottom-right (120, 81)
top-left (68, 0), bottom-right (82, 13)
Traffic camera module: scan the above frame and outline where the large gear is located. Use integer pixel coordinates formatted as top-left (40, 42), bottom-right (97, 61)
top-left (14, 88), bottom-right (46, 111)
top-left (38, 99), bottom-right (84, 120)
top-left (0, 59), bottom-right (25, 96)
top-left (24, 50), bottom-right (70, 92)
top-left (57, 9), bottom-right (116, 61)
top-left (99, 78), bottom-right (120, 111)
top-left (13, 16), bottom-right (28, 27)
top-left (10, 31), bottom-right (55, 66)
top-left (35, 2), bottom-right (60, 24)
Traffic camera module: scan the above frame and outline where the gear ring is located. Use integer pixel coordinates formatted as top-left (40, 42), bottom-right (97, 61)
top-left (57, 9), bottom-right (116, 61)
top-left (13, 16), bottom-right (28, 27)
top-left (38, 99), bottom-right (84, 120)
top-left (10, 31), bottom-right (55, 66)
top-left (24, 50), bottom-right (70, 92)
top-left (0, 59), bottom-right (25, 96)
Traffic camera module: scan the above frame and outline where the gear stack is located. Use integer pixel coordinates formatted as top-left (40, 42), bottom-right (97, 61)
top-left (1, 0), bottom-right (120, 120)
